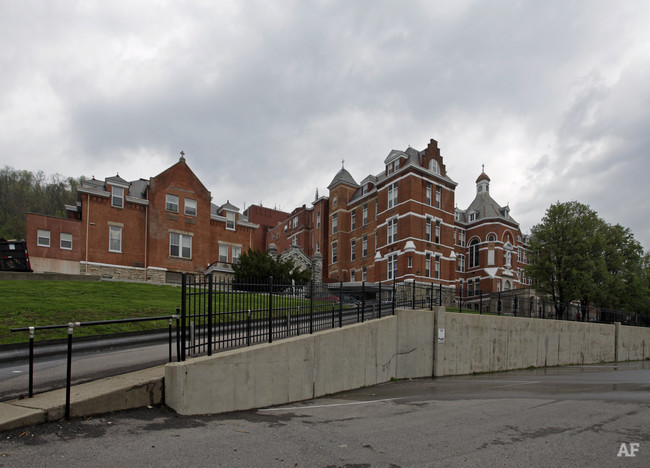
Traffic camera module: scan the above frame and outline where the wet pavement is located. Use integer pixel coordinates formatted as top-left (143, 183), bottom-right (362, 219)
top-left (0, 361), bottom-right (648, 467)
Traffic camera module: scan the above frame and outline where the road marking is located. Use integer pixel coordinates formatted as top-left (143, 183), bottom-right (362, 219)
top-left (12, 371), bottom-right (23, 374)
top-left (441, 379), bottom-right (540, 384)
top-left (259, 396), bottom-right (410, 412)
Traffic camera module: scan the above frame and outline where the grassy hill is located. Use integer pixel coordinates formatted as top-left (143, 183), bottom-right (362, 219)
top-left (0, 281), bottom-right (181, 345)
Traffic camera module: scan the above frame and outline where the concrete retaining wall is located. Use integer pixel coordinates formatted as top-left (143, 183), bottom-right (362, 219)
top-left (164, 308), bottom-right (650, 415)
top-left (432, 311), bottom-right (616, 376)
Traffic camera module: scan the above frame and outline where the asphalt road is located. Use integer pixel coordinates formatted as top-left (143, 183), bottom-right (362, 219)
top-left (0, 361), bottom-right (648, 467)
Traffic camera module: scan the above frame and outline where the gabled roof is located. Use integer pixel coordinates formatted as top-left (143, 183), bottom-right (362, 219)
top-left (463, 191), bottom-right (517, 226)
top-left (105, 174), bottom-right (129, 187)
top-left (327, 168), bottom-right (359, 189)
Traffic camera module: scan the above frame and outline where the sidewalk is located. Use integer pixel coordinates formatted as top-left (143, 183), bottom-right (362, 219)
top-left (0, 365), bottom-right (164, 432)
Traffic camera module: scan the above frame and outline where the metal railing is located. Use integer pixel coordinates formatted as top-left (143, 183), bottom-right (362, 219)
top-left (11, 315), bottom-right (178, 419)
top-left (179, 275), bottom-right (397, 360)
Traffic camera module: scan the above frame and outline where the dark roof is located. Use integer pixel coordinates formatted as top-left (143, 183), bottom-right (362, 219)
top-left (328, 168), bottom-right (359, 189)
top-left (476, 172), bottom-right (491, 183)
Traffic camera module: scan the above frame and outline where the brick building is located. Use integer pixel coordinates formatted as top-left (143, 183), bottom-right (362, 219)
top-left (27, 155), bottom-right (267, 282)
top-left (269, 138), bottom-right (530, 303)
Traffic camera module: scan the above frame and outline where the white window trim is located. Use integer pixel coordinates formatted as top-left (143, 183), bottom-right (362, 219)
top-left (109, 226), bottom-right (122, 253)
top-left (166, 194), bottom-right (179, 213)
top-left (184, 198), bottom-right (197, 217)
top-left (170, 232), bottom-right (192, 259)
top-left (60, 232), bottom-right (73, 250)
top-left (112, 186), bottom-right (124, 208)
top-left (37, 229), bottom-right (50, 247)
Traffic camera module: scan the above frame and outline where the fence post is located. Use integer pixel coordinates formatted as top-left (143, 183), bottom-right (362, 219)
top-left (392, 278), bottom-right (396, 315)
top-left (268, 276), bottom-right (274, 343)
top-left (28, 326), bottom-right (34, 398)
top-left (207, 275), bottom-right (213, 357)
top-left (180, 274), bottom-right (187, 362)
top-left (168, 318), bottom-right (173, 362)
top-left (439, 283), bottom-right (442, 308)
top-left (412, 279), bottom-right (416, 310)
top-left (479, 291), bottom-right (483, 315)
top-left (497, 291), bottom-right (502, 315)
top-left (339, 281), bottom-right (343, 327)
top-left (361, 281), bottom-right (365, 322)
top-left (65, 322), bottom-right (77, 421)
top-left (309, 280), bottom-right (314, 334)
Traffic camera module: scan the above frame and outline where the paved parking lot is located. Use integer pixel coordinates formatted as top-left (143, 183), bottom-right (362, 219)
top-left (1, 361), bottom-right (648, 467)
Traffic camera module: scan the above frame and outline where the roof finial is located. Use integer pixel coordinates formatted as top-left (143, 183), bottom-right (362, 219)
top-left (482, 163), bottom-right (485, 173)
top-left (342, 159), bottom-right (345, 169)
top-left (180, 150), bottom-right (186, 162)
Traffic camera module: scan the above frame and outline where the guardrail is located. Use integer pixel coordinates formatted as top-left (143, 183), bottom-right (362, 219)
top-left (11, 315), bottom-right (178, 419)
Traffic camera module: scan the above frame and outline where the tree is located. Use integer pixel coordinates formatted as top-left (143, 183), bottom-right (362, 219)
top-left (232, 248), bottom-right (312, 288)
top-left (526, 201), bottom-right (648, 316)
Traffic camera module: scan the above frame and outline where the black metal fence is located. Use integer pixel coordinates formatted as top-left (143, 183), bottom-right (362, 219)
top-left (179, 275), bottom-right (397, 360)
top-left (457, 288), bottom-right (650, 327)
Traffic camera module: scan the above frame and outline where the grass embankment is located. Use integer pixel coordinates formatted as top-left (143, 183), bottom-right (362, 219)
top-left (0, 281), bottom-right (181, 345)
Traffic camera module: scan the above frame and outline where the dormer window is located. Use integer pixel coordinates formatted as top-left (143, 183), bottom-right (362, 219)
top-left (226, 211), bottom-right (236, 230)
top-left (429, 159), bottom-right (439, 174)
top-left (394, 160), bottom-right (399, 171)
top-left (112, 186), bottom-right (124, 208)
top-left (469, 212), bottom-right (477, 222)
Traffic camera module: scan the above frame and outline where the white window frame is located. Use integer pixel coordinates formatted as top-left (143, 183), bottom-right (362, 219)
top-left (332, 213), bottom-right (338, 234)
top-left (435, 220), bottom-right (441, 244)
top-left (112, 186), bottom-right (124, 208)
top-left (363, 204), bottom-right (368, 225)
top-left (425, 253), bottom-right (431, 277)
top-left (226, 211), bottom-right (236, 231)
top-left (351, 239), bottom-right (356, 261)
top-left (232, 246), bottom-right (241, 264)
top-left (166, 194), bottom-right (179, 213)
top-left (351, 210), bottom-right (356, 230)
top-left (60, 232), bottom-right (73, 250)
top-left (387, 254), bottom-right (397, 280)
top-left (426, 183), bottom-right (432, 206)
top-left (388, 182), bottom-right (398, 209)
top-left (457, 254), bottom-right (465, 272)
top-left (362, 235), bottom-right (368, 257)
top-left (332, 241), bottom-right (338, 264)
top-left (170, 232), bottom-right (192, 259)
top-left (435, 254), bottom-right (440, 279)
top-left (435, 186), bottom-right (441, 209)
top-left (219, 244), bottom-right (228, 263)
top-left (37, 229), bottom-right (50, 247)
top-left (109, 226), bottom-right (122, 253)
top-left (362, 266), bottom-right (367, 281)
top-left (184, 198), bottom-right (197, 217)
top-left (426, 217), bottom-right (431, 242)
top-left (316, 212), bottom-right (321, 229)
top-left (387, 217), bottom-right (397, 244)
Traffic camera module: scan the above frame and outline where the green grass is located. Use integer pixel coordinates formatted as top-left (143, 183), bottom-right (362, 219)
top-left (0, 281), bottom-right (182, 345)
top-left (0, 281), bottom-right (336, 345)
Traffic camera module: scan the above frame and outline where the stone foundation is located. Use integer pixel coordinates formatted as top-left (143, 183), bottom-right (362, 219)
top-left (80, 263), bottom-right (167, 283)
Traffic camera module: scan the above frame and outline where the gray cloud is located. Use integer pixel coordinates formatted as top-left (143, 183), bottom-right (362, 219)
top-left (2, 0), bottom-right (650, 249)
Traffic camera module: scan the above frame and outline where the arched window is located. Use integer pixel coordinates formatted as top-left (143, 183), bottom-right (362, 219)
top-left (488, 234), bottom-right (495, 242)
top-left (469, 239), bottom-right (480, 268)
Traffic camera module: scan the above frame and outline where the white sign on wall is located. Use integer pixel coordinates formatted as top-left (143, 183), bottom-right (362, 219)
top-left (438, 328), bottom-right (445, 344)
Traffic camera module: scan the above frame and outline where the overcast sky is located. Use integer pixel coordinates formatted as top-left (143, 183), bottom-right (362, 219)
top-left (1, 1), bottom-right (649, 250)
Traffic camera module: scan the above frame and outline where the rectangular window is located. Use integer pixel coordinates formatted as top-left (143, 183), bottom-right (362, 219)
top-left (387, 217), bottom-right (397, 244)
top-left (351, 270), bottom-right (356, 282)
top-left (292, 217), bottom-right (298, 228)
top-left (109, 226), bottom-right (122, 253)
top-left (426, 217), bottom-right (431, 242)
top-left (332, 213), bottom-right (338, 234)
top-left (362, 266), bottom-right (367, 281)
top-left (184, 198), bottom-right (197, 217)
top-left (166, 194), bottom-right (179, 212)
top-left (332, 242), bottom-right (338, 263)
top-left (351, 239), bottom-right (356, 261)
top-left (435, 186), bottom-right (441, 209)
top-left (112, 186), bottom-right (124, 208)
top-left (316, 241), bottom-right (320, 253)
top-left (170, 232), bottom-right (192, 259)
top-left (317, 212), bottom-right (321, 229)
top-left (226, 211), bottom-right (236, 230)
top-left (425, 253), bottom-right (431, 277)
top-left (387, 254), bottom-right (397, 280)
top-left (388, 182), bottom-right (398, 209)
top-left (232, 246), bottom-right (241, 264)
top-left (292, 235), bottom-right (297, 246)
top-left (475, 278), bottom-right (480, 295)
top-left (351, 210), bottom-right (356, 230)
top-left (426, 183), bottom-right (432, 206)
top-left (408, 256), bottom-right (412, 268)
top-left (435, 255), bottom-right (440, 279)
top-left (362, 235), bottom-right (368, 257)
top-left (60, 232), bottom-right (72, 250)
top-left (363, 204), bottom-right (368, 225)
top-left (435, 220), bottom-right (441, 244)
top-left (457, 254), bottom-right (465, 272)
top-left (459, 229), bottom-right (466, 247)
top-left (37, 229), bottom-right (50, 247)
top-left (219, 244), bottom-right (228, 262)
top-left (468, 280), bottom-right (474, 296)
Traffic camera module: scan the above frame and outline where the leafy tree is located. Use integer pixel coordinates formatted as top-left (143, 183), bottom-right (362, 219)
top-left (232, 248), bottom-right (312, 288)
top-left (0, 166), bottom-right (85, 240)
top-left (526, 201), bottom-right (648, 316)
